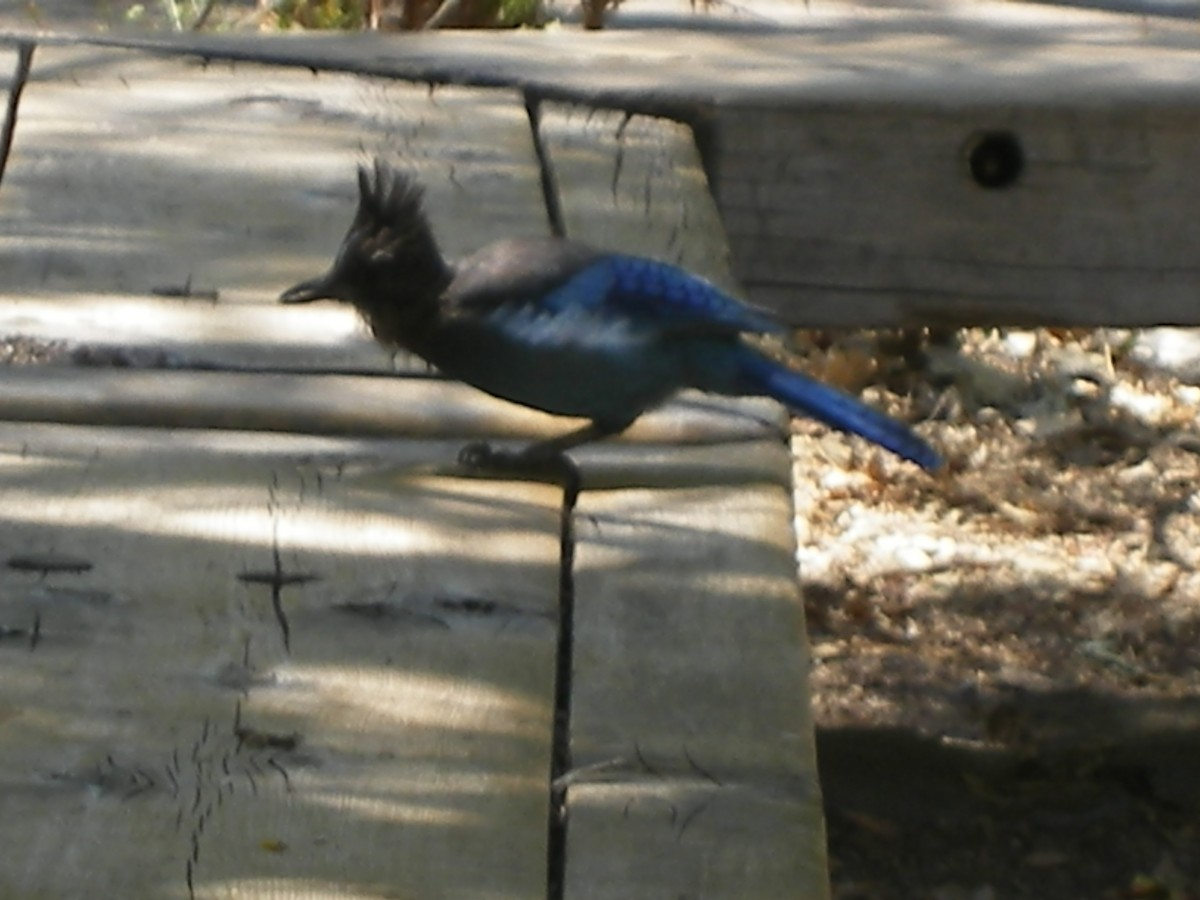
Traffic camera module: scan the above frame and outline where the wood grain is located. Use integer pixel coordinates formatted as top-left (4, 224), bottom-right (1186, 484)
top-left (0, 422), bottom-right (561, 899)
top-left (12, 3), bottom-right (1200, 325)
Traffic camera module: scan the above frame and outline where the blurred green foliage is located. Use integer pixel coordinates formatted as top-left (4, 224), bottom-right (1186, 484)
top-left (274, 0), bottom-right (369, 29)
top-left (496, 0), bottom-right (539, 26)
top-left (270, 0), bottom-right (540, 29)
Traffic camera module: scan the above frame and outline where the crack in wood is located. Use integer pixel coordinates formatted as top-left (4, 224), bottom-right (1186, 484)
top-left (683, 744), bottom-right (722, 787)
top-left (0, 42), bottom-right (33, 188)
top-left (237, 567), bottom-right (320, 588)
top-left (335, 599), bottom-right (451, 629)
top-left (452, 454), bottom-right (585, 897)
top-left (270, 549), bottom-right (291, 652)
top-left (7, 553), bottom-right (94, 575)
top-left (166, 760), bottom-right (180, 798)
top-left (525, 96), bottom-right (566, 239)
top-left (267, 756), bottom-right (293, 793)
top-left (235, 726), bottom-right (301, 752)
top-left (0, 610), bottom-right (40, 650)
top-left (675, 797), bottom-right (711, 839)
top-left (237, 529), bottom-right (319, 653)
top-left (546, 458), bottom-right (580, 900)
top-left (168, 704), bottom-right (303, 896)
top-left (610, 110), bottom-right (634, 200)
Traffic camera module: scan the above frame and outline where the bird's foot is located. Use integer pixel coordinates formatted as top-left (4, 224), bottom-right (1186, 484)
top-left (457, 440), bottom-right (506, 470)
top-left (457, 441), bottom-right (580, 501)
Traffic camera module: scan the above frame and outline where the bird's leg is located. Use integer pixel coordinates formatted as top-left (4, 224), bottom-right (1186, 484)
top-left (522, 419), bottom-right (629, 459)
top-left (457, 419), bottom-right (630, 496)
top-left (458, 419), bottom-right (624, 468)
top-left (457, 434), bottom-right (580, 499)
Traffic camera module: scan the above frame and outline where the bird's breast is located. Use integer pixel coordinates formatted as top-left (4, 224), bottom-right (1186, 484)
top-left (424, 320), bottom-right (681, 421)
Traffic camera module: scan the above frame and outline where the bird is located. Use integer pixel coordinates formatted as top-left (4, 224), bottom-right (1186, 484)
top-left (280, 159), bottom-right (940, 473)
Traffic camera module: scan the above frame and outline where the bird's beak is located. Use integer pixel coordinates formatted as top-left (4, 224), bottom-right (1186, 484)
top-left (279, 271), bottom-right (338, 305)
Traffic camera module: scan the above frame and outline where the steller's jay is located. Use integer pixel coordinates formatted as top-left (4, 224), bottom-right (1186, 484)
top-left (280, 160), bottom-right (940, 472)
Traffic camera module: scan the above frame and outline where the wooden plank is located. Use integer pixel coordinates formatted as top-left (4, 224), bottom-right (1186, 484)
top-left (11, 4), bottom-right (1200, 112)
top-left (0, 367), bottom-right (784, 447)
top-left (0, 421), bottom-right (561, 898)
top-left (0, 294), bottom-right (387, 371)
top-left (571, 436), bottom-right (790, 491)
top-left (567, 484), bottom-right (827, 900)
top-left (570, 484), bottom-right (814, 772)
top-left (0, 45), bottom-right (545, 367)
top-left (0, 48), bottom-right (580, 898)
top-left (715, 104), bottom-right (1200, 327)
top-left (10, 3), bottom-right (1200, 326)
top-left (542, 109), bottom-right (828, 897)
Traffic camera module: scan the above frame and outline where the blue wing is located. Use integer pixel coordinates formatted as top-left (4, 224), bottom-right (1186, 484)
top-left (539, 254), bottom-right (782, 336)
top-left (446, 238), bottom-right (782, 338)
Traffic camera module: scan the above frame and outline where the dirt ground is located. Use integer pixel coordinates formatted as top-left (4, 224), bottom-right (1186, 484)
top-left (792, 327), bottom-right (1200, 899)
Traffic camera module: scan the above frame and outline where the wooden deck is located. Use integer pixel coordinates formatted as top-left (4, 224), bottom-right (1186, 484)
top-left (0, 47), bottom-right (824, 899)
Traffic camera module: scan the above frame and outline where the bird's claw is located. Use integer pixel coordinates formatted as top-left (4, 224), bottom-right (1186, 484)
top-left (457, 441), bottom-right (538, 475)
top-left (456, 441), bottom-right (581, 500)
top-left (457, 440), bottom-right (501, 469)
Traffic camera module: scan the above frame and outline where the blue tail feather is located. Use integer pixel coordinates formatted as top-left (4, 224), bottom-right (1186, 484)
top-left (738, 351), bottom-right (941, 470)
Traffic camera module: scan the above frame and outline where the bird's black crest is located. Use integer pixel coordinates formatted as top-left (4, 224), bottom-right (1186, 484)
top-left (353, 159), bottom-right (428, 234)
top-left (338, 159), bottom-right (447, 290)
top-left (294, 159), bottom-right (452, 346)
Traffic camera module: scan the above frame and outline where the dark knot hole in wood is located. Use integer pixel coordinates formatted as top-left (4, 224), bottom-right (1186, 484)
top-left (964, 130), bottom-right (1024, 190)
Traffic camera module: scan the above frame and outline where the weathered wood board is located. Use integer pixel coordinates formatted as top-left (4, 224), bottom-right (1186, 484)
top-left (13, 1), bottom-right (1200, 326)
top-left (0, 292), bottom-right (381, 371)
top-left (567, 484), bottom-right (826, 900)
top-left (714, 103), bottom-right (1200, 327)
top-left (0, 367), bottom-right (785, 448)
top-left (14, 3), bottom-right (1200, 112)
top-left (0, 39), bottom-right (829, 900)
top-left (0, 46), bottom-right (546, 295)
top-left (0, 421), bottom-right (562, 899)
top-left (0, 45), bottom-right (544, 369)
top-left (544, 104), bottom-right (829, 899)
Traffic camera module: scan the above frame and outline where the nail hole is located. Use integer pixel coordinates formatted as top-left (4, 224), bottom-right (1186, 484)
top-left (965, 130), bottom-right (1024, 189)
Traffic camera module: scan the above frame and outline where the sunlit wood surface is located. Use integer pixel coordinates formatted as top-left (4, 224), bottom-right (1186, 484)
top-left (0, 46), bottom-right (825, 900)
top-left (6, 1), bottom-right (1200, 325)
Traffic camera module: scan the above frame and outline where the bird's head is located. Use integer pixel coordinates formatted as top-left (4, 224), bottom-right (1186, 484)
top-left (279, 160), bottom-right (451, 322)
